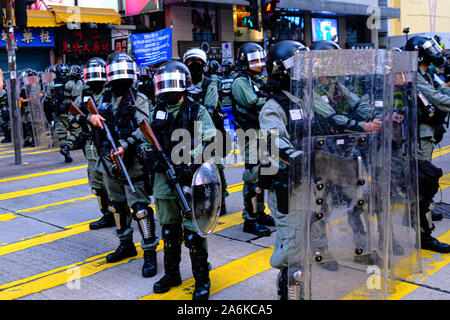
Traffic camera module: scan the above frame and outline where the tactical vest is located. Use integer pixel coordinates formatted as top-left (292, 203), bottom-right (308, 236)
top-left (189, 76), bottom-right (212, 106)
top-left (151, 100), bottom-right (201, 157)
top-left (96, 88), bottom-right (140, 164)
top-left (53, 79), bottom-right (70, 115)
top-left (231, 73), bottom-right (261, 130)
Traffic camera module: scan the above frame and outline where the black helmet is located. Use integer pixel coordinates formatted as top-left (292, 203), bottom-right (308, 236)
top-left (21, 68), bottom-right (37, 78)
top-left (56, 63), bottom-right (70, 78)
top-left (266, 40), bottom-right (308, 78)
top-left (138, 66), bottom-right (151, 79)
top-left (391, 47), bottom-right (403, 52)
top-left (70, 65), bottom-right (83, 79)
top-left (405, 36), bottom-right (446, 67)
top-left (106, 52), bottom-right (137, 83)
top-left (236, 42), bottom-right (266, 71)
top-left (84, 57), bottom-right (107, 83)
top-left (154, 60), bottom-right (191, 97)
top-left (222, 60), bottom-right (233, 76)
top-left (45, 65), bottom-right (57, 75)
top-left (206, 60), bottom-right (222, 76)
top-left (310, 40), bottom-right (341, 51)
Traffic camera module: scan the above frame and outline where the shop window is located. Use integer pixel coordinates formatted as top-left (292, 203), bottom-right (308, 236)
top-left (192, 8), bottom-right (217, 42)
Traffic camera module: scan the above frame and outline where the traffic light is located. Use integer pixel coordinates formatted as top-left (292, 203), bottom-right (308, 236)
top-left (242, 0), bottom-right (260, 30)
top-left (262, 0), bottom-right (279, 30)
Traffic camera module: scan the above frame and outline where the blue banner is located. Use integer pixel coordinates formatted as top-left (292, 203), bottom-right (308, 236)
top-left (0, 27), bottom-right (55, 48)
top-left (130, 28), bottom-right (172, 67)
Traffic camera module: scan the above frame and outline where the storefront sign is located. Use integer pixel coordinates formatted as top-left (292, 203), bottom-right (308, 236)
top-left (114, 38), bottom-right (129, 53)
top-left (57, 27), bottom-right (112, 55)
top-left (130, 28), bottom-right (172, 66)
top-left (0, 27), bottom-right (54, 47)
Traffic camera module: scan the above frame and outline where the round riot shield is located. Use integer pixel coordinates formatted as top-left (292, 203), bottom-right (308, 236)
top-left (191, 161), bottom-right (222, 238)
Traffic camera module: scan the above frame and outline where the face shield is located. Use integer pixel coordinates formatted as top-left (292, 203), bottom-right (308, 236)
top-left (154, 71), bottom-right (187, 96)
top-left (247, 49), bottom-right (266, 69)
top-left (106, 61), bottom-right (137, 82)
top-left (84, 66), bottom-right (107, 83)
top-left (422, 38), bottom-right (447, 67)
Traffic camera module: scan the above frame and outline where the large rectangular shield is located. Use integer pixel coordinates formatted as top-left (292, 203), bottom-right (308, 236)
top-left (388, 51), bottom-right (421, 283)
top-left (6, 79), bottom-right (23, 147)
top-left (288, 50), bottom-right (397, 300)
top-left (23, 75), bottom-right (55, 148)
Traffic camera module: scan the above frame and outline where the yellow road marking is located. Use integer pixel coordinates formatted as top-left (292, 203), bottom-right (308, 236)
top-left (0, 165), bottom-right (88, 183)
top-left (0, 182), bottom-right (246, 253)
top-left (0, 179), bottom-right (88, 201)
top-left (432, 145), bottom-right (450, 159)
top-left (0, 147), bottom-right (41, 155)
top-left (141, 246), bottom-right (274, 300)
top-left (0, 204), bottom-right (268, 300)
top-left (0, 148), bottom-right (59, 159)
top-left (388, 230), bottom-right (450, 300)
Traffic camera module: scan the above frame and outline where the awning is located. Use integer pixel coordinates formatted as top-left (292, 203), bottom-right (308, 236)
top-left (49, 5), bottom-right (122, 25)
top-left (26, 9), bottom-right (64, 28)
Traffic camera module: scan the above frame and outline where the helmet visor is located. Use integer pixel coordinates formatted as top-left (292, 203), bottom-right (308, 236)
top-left (106, 61), bottom-right (137, 82)
top-left (422, 38), bottom-right (443, 57)
top-left (84, 66), bottom-right (107, 83)
top-left (155, 71), bottom-right (187, 96)
top-left (247, 50), bottom-right (266, 68)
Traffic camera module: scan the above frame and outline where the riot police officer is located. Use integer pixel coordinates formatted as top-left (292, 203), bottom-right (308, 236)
top-left (258, 40), bottom-right (310, 299)
top-left (405, 35), bottom-right (450, 253)
top-left (0, 69), bottom-right (10, 143)
top-left (19, 69), bottom-right (38, 147)
top-left (136, 66), bottom-right (156, 104)
top-left (88, 52), bottom-right (160, 277)
top-left (44, 63), bottom-right (77, 163)
top-left (231, 42), bottom-right (275, 237)
top-left (72, 57), bottom-right (115, 230)
top-left (218, 60), bottom-right (235, 109)
top-left (184, 48), bottom-right (229, 216)
top-left (139, 60), bottom-right (216, 300)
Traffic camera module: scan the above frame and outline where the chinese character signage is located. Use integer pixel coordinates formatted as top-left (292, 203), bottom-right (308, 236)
top-left (0, 28), bottom-right (55, 47)
top-left (130, 28), bottom-right (172, 67)
top-left (57, 27), bottom-right (112, 55)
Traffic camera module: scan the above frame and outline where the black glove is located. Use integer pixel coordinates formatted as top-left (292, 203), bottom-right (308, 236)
top-left (174, 163), bottom-right (196, 187)
top-left (137, 146), bottom-right (167, 173)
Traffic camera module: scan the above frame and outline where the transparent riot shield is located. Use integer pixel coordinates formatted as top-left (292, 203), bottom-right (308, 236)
top-left (23, 75), bottom-right (55, 148)
top-left (388, 51), bottom-right (421, 284)
top-left (288, 50), bottom-right (396, 300)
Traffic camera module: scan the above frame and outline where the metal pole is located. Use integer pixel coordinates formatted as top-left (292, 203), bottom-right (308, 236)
top-left (6, 0), bottom-right (22, 165)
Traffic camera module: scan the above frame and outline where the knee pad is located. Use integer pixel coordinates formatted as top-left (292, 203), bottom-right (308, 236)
top-left (184, 228), bottom-right (205, 250)
top-left (162, 224), bottom-right (182, 251)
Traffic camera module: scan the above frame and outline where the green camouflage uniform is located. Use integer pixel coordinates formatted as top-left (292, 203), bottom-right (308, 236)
top-left (94, 91), bottom-right (158, 252)
top-left (232, 74), bottom-right (267, 221)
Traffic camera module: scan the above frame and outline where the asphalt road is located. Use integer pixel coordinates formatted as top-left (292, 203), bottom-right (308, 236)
top-left (0, 132), bottom-right (449, 303)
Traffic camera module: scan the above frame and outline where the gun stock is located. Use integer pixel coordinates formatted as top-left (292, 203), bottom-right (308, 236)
top-left (69, 103), bottom-right (86, 117)
top-left (87, 98), bottom-right (99, 115)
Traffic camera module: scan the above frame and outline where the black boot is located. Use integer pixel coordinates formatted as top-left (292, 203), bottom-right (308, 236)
top-left (185, 229), bottom-right (210, 300)
top-left (60, 145), bottom-right (73, 163)
top-left (219, 198), bottom-right (227, 216)
top-left (257, 212), bottom-right (275, 226)
top-left (153, 224), bottom-right (183, 294)
top-left (277, 268), bottom-right (288, 300)
top-left (142, 250), bottom-right (157, 278)
top-left (106, 239), bottom-right (137, 263)
top-left (243, 219), bottom-right (271, 237)
top-left (421, 234), bottom-right (450, 253)
top-left (89, 212), bottom-right (115, 230)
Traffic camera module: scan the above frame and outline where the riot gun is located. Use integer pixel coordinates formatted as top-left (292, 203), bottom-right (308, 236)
top-left (69, 102), bottom-right (86, 117)
top-left (87, 98), bottom-right (136, 193)
top-left (140, 119), bottom-right (192, 219)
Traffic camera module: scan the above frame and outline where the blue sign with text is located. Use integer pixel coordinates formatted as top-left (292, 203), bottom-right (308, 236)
top-left (130, 28), bottom-right (172, 67)
top-left (0, 27), bottom-right (55, 48)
